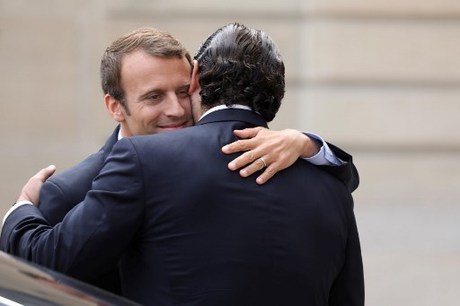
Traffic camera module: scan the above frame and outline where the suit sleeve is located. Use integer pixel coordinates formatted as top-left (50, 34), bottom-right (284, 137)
top-left (0, 138), bottom-right (145, 282)
top-left (328, 196), bottom-right (365, 306)
top-left (38, 180), bottom-right (71, 226)
top-left (318, 142), bottom-right (360, 193)
top-left (39, 153), bottom-right (105, 226)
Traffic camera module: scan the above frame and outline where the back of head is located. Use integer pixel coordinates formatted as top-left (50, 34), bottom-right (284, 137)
top-left (100, 27), bottom-right (192, 107)
top-left (194, 23), bottom-right (285, 122)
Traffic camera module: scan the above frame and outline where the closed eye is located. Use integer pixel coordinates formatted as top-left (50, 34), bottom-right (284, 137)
top-left (176, 85), bottom-right (190, 98)
top-left (177, 89), bottom-right (190, 98)
top-left (140, 92), bottom-right (163, 105)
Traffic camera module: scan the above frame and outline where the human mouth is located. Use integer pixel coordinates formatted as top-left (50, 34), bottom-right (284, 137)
top-left (159, 123), bottom-right (187, 131)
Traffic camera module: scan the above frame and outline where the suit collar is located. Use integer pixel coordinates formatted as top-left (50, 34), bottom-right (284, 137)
top-left (100, 126), bottom-right (121, 159)
top-left (196, 108), bottom-right (268, 128)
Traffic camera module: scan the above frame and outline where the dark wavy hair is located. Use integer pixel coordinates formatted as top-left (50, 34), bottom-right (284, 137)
top-left (194, 23), bottom-right (285, 122)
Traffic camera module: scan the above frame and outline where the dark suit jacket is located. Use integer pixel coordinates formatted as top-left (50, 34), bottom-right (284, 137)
top-left (39, 126), bottom-right (120, 226)
top-left (1, 109), bottom-right (364, 306)
top-left (36, 121), bottom-right (358, 297)
top-left (321, 142), bottom-right (359, 193)
top-left (38, 126), bottom-right (121, 294)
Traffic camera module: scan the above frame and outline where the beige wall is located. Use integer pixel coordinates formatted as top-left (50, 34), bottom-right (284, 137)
top-left (1, 0), bottom-right (459, 305)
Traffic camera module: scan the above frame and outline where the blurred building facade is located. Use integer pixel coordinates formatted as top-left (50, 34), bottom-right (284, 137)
top-left (1, 0), bottom-right (459, 305)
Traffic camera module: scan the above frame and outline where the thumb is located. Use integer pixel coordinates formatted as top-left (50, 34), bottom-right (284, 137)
top-left (16, 165), bottom-right (56, 204)
top-left (35, 165), bottom-right (57, 182)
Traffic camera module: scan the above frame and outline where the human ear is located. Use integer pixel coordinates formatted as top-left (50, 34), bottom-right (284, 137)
top-left (189, 60), bottom-right (200, 94)
top-left (104, 94), bottom-right (125, 122)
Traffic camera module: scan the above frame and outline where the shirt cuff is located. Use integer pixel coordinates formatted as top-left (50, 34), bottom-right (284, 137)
top-left (2, 200), bottom-right (33, 225)
top-left (303, 133), bottom-right (343, 166)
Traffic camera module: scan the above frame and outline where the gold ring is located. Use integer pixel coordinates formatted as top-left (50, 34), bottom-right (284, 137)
top-left (259, 157), bottom-right (267, 168)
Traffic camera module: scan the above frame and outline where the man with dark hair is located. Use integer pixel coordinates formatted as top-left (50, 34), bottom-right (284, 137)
top-left (2, 23), bottom-right (363, 305)
top-left (36, 27), bottom-right (358, 294)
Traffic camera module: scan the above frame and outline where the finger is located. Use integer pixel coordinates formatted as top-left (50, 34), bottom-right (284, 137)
top-left (232, 127), bottom-right (264, 139)
top-left (34, 165), bottom-right (56, 182)
top-left (222, 127), bottom-right (268, 154)
top-left (17, 165), bottom-right (56, 204)
top-left (239, 158), bottom-right (267, 178)
top-left (256, 165), bottom-right (277, 185)
top-left (222, 139), bottom-right (250, 154)
top-left (223, 134), bottom-right (265, 154)
top-left (228, 151), bottom-right (258, 171)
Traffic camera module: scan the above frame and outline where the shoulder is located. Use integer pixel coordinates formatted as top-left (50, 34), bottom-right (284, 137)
top-left (288, 160), bottom-right (354, 208)
top-left (45, 151), bottom-right (105, 188)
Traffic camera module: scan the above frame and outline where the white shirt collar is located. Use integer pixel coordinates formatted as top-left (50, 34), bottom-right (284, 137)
top-left (199, 104), bottom-right (252, 121)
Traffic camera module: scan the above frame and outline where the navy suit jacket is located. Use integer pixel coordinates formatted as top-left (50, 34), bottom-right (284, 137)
top-left (39, 126), bottom-right (120, 226)
top-left (38, 126), bottom-right (121, 294)
top-left (1, 109), bottom-right (364, 305)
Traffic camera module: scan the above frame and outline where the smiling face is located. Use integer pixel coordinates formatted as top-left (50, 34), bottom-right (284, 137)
top-left (111, 50), bottom-right (194, 137)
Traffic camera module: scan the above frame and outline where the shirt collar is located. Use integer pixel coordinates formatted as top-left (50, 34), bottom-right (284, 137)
top-left (199, 104), bottom-right (252, 121)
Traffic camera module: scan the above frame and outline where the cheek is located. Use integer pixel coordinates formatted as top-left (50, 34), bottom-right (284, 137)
top-left (130, 107), bottom-right (159, 125)
top-left (143, 108), bottom-right (163, 124)
top-left (180, 97), bottom-right (192, 110)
